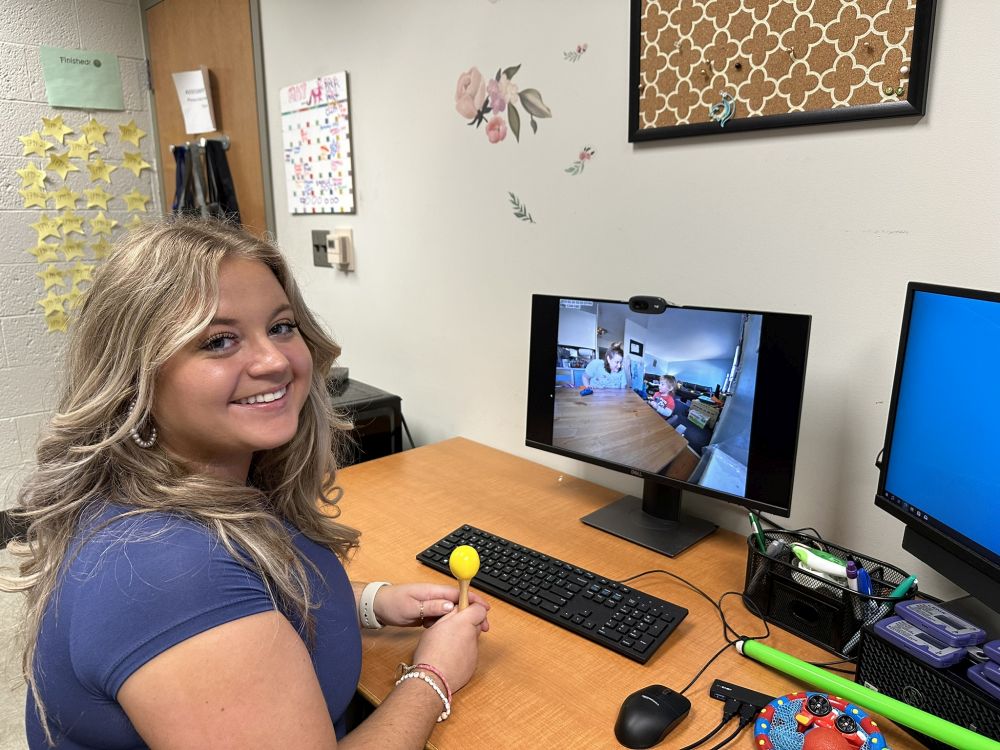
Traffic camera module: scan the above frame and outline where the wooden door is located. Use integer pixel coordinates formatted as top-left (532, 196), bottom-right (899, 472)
top-left (144, 0), bottom-right (270, 235)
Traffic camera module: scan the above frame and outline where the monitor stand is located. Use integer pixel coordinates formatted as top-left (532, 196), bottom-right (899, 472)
top-left (581, 479), bottom-right (717, 558)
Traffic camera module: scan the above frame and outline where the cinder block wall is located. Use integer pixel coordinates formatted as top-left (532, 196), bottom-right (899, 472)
top-left (0, 0), bottom-right (157, 512)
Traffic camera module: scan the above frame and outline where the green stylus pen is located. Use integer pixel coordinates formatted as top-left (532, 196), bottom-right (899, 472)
top-left (747, 510), bottom-right (766, 553)
top-left (737, 639), bottom-right (1000, 750)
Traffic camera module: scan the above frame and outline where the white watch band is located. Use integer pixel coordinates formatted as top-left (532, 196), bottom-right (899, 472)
top-left (359, 581), bottom-right (391, 629)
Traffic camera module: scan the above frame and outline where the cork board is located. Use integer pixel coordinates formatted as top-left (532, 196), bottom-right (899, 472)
top-left (629, 0), bottom-right (936, 141)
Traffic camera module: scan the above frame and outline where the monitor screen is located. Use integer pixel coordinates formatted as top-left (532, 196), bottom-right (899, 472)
top-left (526, 295), bottom-right (810, 555)
top-left (877, 283), bottom-right (1000, 614)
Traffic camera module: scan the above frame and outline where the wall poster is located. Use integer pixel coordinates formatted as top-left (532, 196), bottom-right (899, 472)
top-left (279, 71), bottom-right (356, 214)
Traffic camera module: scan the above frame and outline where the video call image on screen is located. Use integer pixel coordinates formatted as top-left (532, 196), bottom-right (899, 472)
top-left (554, 299), bottom-right (762, 498)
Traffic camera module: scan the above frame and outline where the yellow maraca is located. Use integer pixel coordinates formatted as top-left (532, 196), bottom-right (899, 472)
top-left (448, 545), bottom-right (480, 611)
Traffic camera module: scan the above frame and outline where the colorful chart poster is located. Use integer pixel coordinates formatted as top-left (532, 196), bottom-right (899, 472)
top-left (279, 72), bottom-right (355, 214)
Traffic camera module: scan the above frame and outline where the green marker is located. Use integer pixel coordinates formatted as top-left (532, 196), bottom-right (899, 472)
top-left (737, 639), bottom-right (1000, 750)
top-left (747, 511), bottom-right (766, 553)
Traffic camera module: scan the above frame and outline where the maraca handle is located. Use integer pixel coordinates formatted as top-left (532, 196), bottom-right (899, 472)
top-left (459, 580), bottom-right (470, 611)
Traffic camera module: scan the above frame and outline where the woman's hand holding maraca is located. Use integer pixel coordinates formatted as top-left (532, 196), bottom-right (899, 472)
top-left (373, 582), bottom-right (491, 629)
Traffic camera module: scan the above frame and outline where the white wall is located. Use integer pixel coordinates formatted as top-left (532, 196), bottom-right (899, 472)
top-left (259, 0), bottom-right (996, 600)
top-left (0, 0), bottom-right (155, 510)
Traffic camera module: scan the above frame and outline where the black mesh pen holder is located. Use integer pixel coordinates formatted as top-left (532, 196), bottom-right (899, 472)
top-left (743, 529), bottom-right (913, 660)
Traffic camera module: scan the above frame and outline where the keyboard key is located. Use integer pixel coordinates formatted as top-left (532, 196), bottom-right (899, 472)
top-left (597, 627), bottom-right (622, 642)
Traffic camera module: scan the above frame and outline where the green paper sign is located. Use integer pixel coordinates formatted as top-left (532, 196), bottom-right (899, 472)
top-left (39, 46), bottom-right (124, 111)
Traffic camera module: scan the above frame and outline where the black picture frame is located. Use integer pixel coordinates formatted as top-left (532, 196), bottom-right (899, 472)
top-left (628, 0), bottom-right (937, 142)
top-left (629, 339), bottom-right (644, 357)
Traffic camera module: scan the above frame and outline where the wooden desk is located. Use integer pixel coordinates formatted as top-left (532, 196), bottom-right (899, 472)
top-left (337, 438), bottom-right (920, 749)
top-left (553, 388), bottom-right (687, 473)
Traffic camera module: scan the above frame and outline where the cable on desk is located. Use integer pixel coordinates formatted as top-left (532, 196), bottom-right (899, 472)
top-left (618, 569), bottom-right (771, 695)
top-left (705, 702), bottom-right (757, 750)
top-left (400, 413), bottom-right (416, 449)
top-left (678, 697), bottom-right (741, 750)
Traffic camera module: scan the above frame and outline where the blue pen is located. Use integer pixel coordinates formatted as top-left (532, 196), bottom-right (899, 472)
top-left (856, 567), bottom-right (873, 597)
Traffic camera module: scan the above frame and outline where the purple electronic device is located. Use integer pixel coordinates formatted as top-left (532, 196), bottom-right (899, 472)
top-left (894, 600), bottom-right (986, 647)
top-left (873, 616), bottom-right (966, 668)
top-left (984, 639), bottom-right (1000, 664)
top-left (968, 664), bottom-right (1000, 702)
top-left (982, 660), bottom-right (1000, 686)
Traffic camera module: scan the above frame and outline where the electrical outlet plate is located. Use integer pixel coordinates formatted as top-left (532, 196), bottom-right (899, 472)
top-left (312, 229), bottom-right (332, 267)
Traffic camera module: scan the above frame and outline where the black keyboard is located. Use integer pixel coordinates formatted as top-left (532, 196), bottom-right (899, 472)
top-left (416, 524), bottom-right (687, 664)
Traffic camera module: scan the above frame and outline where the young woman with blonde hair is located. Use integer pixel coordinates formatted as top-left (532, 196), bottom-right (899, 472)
top-left (4, 219), bottom-right (489, 748)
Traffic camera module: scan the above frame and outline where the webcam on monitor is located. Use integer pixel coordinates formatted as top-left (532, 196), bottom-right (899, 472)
top-left (628, 296), bottom-right (670, 314)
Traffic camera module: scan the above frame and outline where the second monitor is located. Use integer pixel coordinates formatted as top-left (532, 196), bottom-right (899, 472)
top-left (526, 295), bottom-right (811, 556)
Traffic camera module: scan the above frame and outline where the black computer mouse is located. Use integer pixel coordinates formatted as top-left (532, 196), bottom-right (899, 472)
top-left (614, 684), bottom-right (691, 749)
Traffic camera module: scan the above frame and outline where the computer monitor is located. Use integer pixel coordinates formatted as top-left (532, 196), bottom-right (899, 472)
top-left (525, 295), bottom-right (811, 557)
top-left (876, 282), bottom-right (1000, 631)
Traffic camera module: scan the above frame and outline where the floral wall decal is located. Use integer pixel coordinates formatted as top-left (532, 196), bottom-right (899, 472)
top-left (564, 43), bottom-right (588, 62)
top-left (455, 65), bottom-right (552, 144)
top-left (565, 146), bottom-right (596, 175)
top-left (508, 192), bottom-right (535, 223)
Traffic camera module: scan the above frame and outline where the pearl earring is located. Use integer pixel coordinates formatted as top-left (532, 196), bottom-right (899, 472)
top-left (127, 398), bottom-right (157, 449)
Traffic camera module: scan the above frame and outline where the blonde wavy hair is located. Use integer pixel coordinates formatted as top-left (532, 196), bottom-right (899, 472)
top-left (3, 219), bottom-right (360, 738)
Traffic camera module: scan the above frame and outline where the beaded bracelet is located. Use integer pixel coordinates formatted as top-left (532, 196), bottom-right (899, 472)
top-left (395, 670), bottom-right (451, 722)
top-left (413, 662), bottom-right (452, 705)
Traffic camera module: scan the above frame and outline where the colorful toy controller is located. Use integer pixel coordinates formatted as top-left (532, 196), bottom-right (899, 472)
top-left (754, 692), bottom-right (889, 750)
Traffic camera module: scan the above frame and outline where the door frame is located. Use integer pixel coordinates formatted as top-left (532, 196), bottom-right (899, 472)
top-left (139, 0), bottom-right (275, 232)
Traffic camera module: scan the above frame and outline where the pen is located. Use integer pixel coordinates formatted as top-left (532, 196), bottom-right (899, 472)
top-left (856, 567), bottom-right (873, 596)
top-left (748, 511), bottom-right (766, 553)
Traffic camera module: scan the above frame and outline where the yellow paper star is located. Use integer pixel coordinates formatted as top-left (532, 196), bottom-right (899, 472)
top-left (27, 241), bottom-right (61, 264)
top-left (19, 132), bottom-right (55, 158)
top-left (82, 118), bottom-right (109, 145)
top-left (90, 237), bottom-right (113, 259)
top-left (19, 186), bottom-right (49, 209)
top-left (60, 237), bottom-right (87, 261)
top-left (83, 186), bottom-right (113, 209)
top-left (41, 115), bottom-right (73, 144)
top-left (118, 119), bottom-right (147, 147)
top-left (36, 290), bottom-right (66, 316)
top-left (124, 215), bottom-right (144, 231)
top-left (86, 156), bottom-right (117, 184)
top-left (16, 162), bottom-right (48, 189)
top-left (120, 189), bottom-right (151, 213)
top-left (37, 264), bottom-right (67, 290)
top-left (69, 261), bottom-right (95, 286)
top-left (89, 211), bottom-right (118, 237)
top-left (121, 151), bottom-right (151, 177)
top-left (30, 214), bottom-right (61, 241)
top-left (50, 186), bottom-right (81, 210)
top-left (67, 135), bottom-right (97, 161)
top-left (63, 284), bottom-right (86, 310)
top-left (45, 310), bottom-right (69, 333)
top-left (46, 151), bottom-right (79, 180)
top-left (59, 210), bottom-right (85, 236)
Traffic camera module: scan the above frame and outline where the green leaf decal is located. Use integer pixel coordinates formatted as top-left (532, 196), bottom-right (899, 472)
top-left (502, 64), bottom-right (521, 80)
top-left (508, 192), bottom-right (535, 223)
top-left (519, 89), bottom-right (552, 118)
top-left (508, 104), bottom-right (521, 142)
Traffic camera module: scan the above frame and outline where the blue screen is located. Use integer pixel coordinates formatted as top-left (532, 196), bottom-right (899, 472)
top-left (884, 290), bottom-right (1000, 559)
